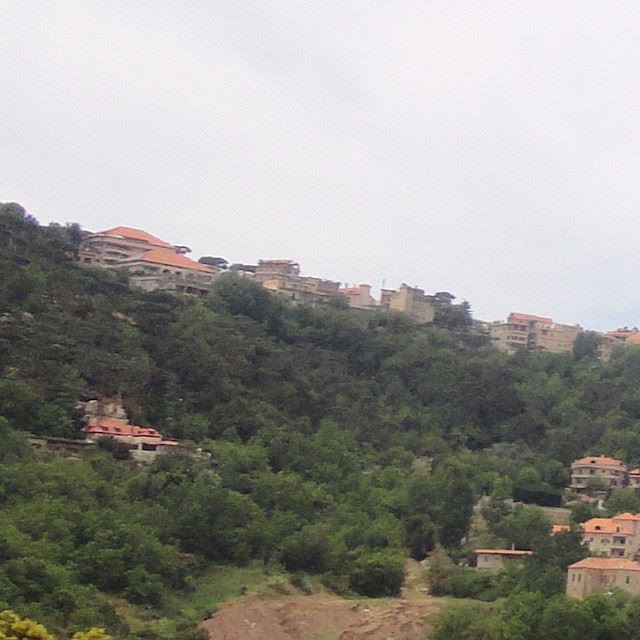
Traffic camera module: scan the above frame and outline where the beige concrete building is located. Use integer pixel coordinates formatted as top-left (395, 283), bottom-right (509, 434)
top-left (380, 284), bottom-right (435, 323)
top-left (570, 456), bottom-right (627, 493)
top-left (78, 226), bottom-right (218, 296)
top-left (340, 284), bottom-right (378, 310)
top-left (491, 312), bottom-right (581, 356)
top-left (475, 549), bottom-right (533, 573)
top-left (252, 259), bottom-right (344, 307)
top-left (581, 513), bottom-right (640, 559)
top-left (567, 557), bottom-right (640, 598)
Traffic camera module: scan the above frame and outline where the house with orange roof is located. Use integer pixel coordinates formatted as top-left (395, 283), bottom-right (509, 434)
top-left (474, 548), bottom-right (533, 573)
top-left (83, 414), bottom-right (180, 463)
top-left (570, 455), bottom-right (627, 494)
top-left (78, 396), bottom-right (181, 462)
top-left (77, 226), bottom-right (219, 296)
top-left (580, 513), bottom-right (640, 559)
top-left (567, 557), bottom-right (640, 598)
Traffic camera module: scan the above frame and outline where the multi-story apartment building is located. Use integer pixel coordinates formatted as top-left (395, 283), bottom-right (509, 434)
top-left (491, 312), bottom-right (581, 355)
top-left (570, 455), bottom-right (627, 493)
top-left (580, 513), bottom-right (640, 559)
top-left (380, 284), bottom-right (435, 324)
top-left (567, 557), bottom-right (640, 598)
top-left (77, 226), bottom-right (218, 296)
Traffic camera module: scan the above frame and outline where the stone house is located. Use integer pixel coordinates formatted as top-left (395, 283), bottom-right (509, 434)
top-left (567, 557), bottom-right (640, 598)
top-left (475, 549), bottom-right (533, 573)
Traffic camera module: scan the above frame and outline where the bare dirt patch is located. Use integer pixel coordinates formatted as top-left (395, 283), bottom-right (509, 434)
top-left (202, 561), bottom-right (443, 640)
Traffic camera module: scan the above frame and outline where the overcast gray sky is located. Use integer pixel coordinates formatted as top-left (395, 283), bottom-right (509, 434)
top-left (2, 2), bottom-right (640, 329)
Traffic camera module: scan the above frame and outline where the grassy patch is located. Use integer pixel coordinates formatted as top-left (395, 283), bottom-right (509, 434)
top-left (106, 563), bottom-right (284, 638)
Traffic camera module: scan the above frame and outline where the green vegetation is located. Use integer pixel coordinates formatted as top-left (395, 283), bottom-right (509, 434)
top-left (3, 202), bottom-right (640, 636)
top-left (432, 591), bottom-right (640, 640)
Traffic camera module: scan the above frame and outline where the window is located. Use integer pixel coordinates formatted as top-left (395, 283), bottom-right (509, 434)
top-left (627, 576), bottom-right (631, 584)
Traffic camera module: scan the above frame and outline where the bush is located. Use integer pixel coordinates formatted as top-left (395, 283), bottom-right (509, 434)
top-left (348, 550), bottom-right (405, 597)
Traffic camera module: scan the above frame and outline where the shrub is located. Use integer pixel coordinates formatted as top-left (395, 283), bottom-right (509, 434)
top-left (348, 550), bottom-right (405, 597)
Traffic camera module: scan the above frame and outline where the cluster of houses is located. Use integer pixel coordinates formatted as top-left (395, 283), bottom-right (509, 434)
top-left (77, 225), bottom-right (640, 350)
top-left (475, 454), bottom-right (640, 599)
top-left (75, 225), bottom-right (453, 323)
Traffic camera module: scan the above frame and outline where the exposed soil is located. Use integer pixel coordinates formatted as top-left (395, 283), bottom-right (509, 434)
top-left (202, 560), bottom-right (443, 640)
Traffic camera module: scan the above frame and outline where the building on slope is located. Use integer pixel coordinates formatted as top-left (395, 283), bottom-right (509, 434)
top-left (580, 513), bottom-right (640, 559)
top-left (339, 283), bottom-right (379, 310)
top-left (77, 226), bottom-right (219, 296)
top-left (474, 549), bottom-right (533, 573)
top-left (252, 259), bottom-right (344, 307)
top-left (567, 557), bottom-right (640, 598)
top-left (491, 312), bottom-right (581, 356)
top-left (83, 416), bottom-right (180, 463)
top-left (379, 284), bottom-right (435, 323)
top-left (570, 455), bottom-right (627, 494)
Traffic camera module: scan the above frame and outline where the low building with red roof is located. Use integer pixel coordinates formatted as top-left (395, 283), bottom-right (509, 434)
top-left (83, 416), bottom-right (180, 463)
top-left (475, 548), bottom-right (533, 573)
top-left (567, 557), bottom-right (640, 598)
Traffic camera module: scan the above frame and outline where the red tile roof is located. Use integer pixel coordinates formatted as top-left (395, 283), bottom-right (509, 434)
top-left (569, 558), bottom-right (640, 571)
top-left (573, 456), bottom-right (625, 467)
top-left (551, 524), bottom-right (571, 534)
top-left (581, 516), bottom-right (635, 535)
top-left (99, 226), bottom-right (174, 249)
top-left (614, 512), bottom-right (640, 521)
top-left (84, 417), bottom-right (178, 445)
top-left (134, 249), bottom-right (215, 273)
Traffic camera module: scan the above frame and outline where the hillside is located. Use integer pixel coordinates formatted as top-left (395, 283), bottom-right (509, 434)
top-left (4, 202), bottom-right (640, 638)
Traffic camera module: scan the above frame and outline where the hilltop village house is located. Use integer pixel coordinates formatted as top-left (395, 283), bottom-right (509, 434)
top-left (380, 284), bottom-right (436, 323)
top-left (77, 226), bottom-right (219, 296)
top-left (567, 558), bottom-right (640, 598)
top-left (490, 312), bottom-right (620, 360)
top-left (253, 259), bottom-right (343, 307)
top-left (490, 312), bottom-right (582, 356)
top-left (570, 456), bottom-right (627, 493)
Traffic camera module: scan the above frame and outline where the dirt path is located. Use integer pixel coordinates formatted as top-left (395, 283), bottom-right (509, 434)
top-left (202, 560), bottom-right (443, 640)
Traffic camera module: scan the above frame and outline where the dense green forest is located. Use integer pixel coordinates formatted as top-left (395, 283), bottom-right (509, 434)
top-left (4, 202), bottom-right (640, 638)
